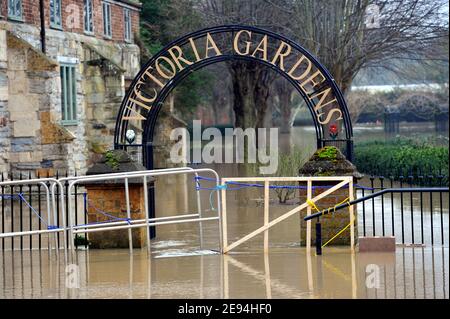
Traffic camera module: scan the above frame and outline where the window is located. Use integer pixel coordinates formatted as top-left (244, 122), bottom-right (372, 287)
top-left (102, 2), bottom-right (112, 38)
top-left (84, 0), bottom-right (94, 33)
top-left (8, 0), bottom-right (22, 20)
top-left (50, 0), bottom-right (62, 28)
top-left (60, 65), bottom-right (77, 125)
top-left (124, 8), bottom-right (131, 42)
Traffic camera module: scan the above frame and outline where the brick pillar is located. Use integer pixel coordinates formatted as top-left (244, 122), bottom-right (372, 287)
top-left (298, 146), bottom-right (361, 246)
top-left (299, 181), bottom-right (357, 246)
top-left (85, 182), bottom-right (152, 248)
top-left (84, 149), bottom-right (154, 249)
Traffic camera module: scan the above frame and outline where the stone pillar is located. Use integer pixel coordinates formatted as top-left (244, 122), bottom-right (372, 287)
top-left (298, 146), bottom-right (362, 246)
top-left (84, 150), bottom-right (154, 249)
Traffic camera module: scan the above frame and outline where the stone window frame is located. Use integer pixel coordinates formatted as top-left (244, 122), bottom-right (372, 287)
top-left (59, 59), bottom-right (79, 126)
top-left (49, 0), bottom-right (63, 30)
top-left (124, 8), bottom-right (132, 43)
top-left (102, 1), bottom-right (112, 39)
top-left (84, 0), bottom-right (95, 35)
top-left (8, 0), bottom-right (23, 22)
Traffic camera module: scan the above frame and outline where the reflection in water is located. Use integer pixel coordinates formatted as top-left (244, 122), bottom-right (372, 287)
top-left (1, 167), bottom-right (448, 299)
top-left (0, 247), bottom-right (448, 299)
top-left (1, 123), bottom-right (448, 298)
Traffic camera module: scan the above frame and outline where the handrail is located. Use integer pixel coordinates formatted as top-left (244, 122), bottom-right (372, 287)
top-left (66, 168), bottom-right (222, 261)
top-left (0, 178), bottom-right (65, 261)
top-left (304, 187), bottom-right (449, 221)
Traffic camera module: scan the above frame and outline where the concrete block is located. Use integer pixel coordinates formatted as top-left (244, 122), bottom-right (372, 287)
top-left (28, 77), bottom-right (46, 94)
top-left (13, 120), bottom-right (40, 137)
top-left (358, 236), bottom-right (396, 252)
top-left (9, 94), bottom-right (38, 116)
top-left (0, 30), bottom-right (7, 62)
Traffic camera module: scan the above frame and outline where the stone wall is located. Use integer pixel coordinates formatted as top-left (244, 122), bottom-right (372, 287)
top-left (6, 32), bottom-right (70, 174)
top-left (83, 44), bottom-right (127, 167)
top-left (0, 20), bottom-right (140, 175)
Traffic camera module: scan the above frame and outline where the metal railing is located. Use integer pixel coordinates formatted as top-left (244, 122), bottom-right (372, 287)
top-left (53, 167), bottom-right (204, 249)
top-left (0, 168), bottom-right (223, 263)
top-left (2, 168), bottom-right (448, 256)
top-left (304, 187), bottom-right (449, 252)
top-left (64, 167), bottom-right (222, 259)
top-left (355, 173), bottom-right (449, 246)
top-left (0, 177), bottom-right (66, 259)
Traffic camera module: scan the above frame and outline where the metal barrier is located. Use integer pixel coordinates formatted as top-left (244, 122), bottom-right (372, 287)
top-left (0, 167), bottom-right (222, 263)
top-left (0, 178), bottom-right (67, 260)
top-left (53, 167), bottom-right (204, 250)
top-left (65, 168), bottom-right (222, 260)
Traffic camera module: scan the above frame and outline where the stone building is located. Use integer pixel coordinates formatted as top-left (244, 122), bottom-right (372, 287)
top-left (0, 0), bottom-right (141, 176)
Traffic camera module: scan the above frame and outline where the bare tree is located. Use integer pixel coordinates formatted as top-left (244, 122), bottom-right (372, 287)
top-left (271, 78), bottom-right (297, 133)
top-left (196, 0), bottom-right (284, 129)
top-left (143, 0), bottom-right (449, 127)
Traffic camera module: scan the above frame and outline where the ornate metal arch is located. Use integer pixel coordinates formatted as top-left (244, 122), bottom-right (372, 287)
top-left (114, 25), bottom-right (354, 169)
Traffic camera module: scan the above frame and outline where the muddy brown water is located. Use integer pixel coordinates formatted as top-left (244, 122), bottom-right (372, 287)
top-left (0, 124), bottom-right (448, 298)
top-left (1, 167), bottom-right (448, 299)
top-left (0, 247), bottom-right (447, 299)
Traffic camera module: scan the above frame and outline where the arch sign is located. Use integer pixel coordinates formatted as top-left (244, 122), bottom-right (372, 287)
top-left (114, 25), bottom-right (353, 168)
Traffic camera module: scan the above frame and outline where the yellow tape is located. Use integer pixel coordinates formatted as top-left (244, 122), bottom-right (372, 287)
top-left (307, 197), bottom-right (353, 247)
top-left (305, 196), bottom-right (352, 248)
top-left (306, 199), bottom-right (320, 212)
top-left (307, 197), bottom-right (350, 216)
top-left (327, 197), bottom-right (350, 215)
top-left (322, 221), bottom-right (352, 248)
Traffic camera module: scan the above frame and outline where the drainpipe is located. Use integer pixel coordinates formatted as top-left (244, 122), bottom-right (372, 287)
top-left (39, 0), bottom-right (46, 54)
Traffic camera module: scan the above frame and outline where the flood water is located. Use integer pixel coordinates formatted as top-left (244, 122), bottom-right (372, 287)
top-left (0, 246), bottom-right (448, 299)
top-left (0, 166), bottom-right (448, 299)
top-left (0, 123), bottom-right (448, 298)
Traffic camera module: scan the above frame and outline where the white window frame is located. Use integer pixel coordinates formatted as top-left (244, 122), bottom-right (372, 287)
top-left (60, 63), bottom-right (78, 125)
top-left (8, 0), bottom-right (23, 21)
top-left (102, 2), bottom-right (112, 39)
top-left (50, 0), bottom-right (62, 29)
top-left (84, 0), bottom-right (94, 34)
top-left (124, 8), bottom-right (132, 42)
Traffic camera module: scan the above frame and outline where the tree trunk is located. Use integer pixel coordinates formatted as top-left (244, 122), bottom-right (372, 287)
top-left (229, 61), bottom-right (274, 129)
top-left (278, 89), bottom-right (293, 133)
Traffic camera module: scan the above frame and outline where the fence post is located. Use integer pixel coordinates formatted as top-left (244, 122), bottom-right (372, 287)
top-left (315, 219), bottom-right (322, 255)
top-left (264, 180), bottom-right (269, 253)
top-left (306, 180), bottom-right (312, 252)
top-left (349, 177), bottom-right (355, 251)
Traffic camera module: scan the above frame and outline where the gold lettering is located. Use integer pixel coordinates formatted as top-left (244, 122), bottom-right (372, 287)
top-left (129, 96), bottom-right (152, 111)
top-left (288, 55), bottom-right (312, 81)
top-left (122, 105), bottom-right (147, 121)
top-left (155, 56), bottom-right (177, 79)
top-left (168, 45), bottom-right (193, 71)
top-left (134, 81), bottom-right (157, 104)
top-left (189, 37), bottom-right (202, 62)
top-left (251, 35), bottom-right (268, 61)
top-left (205, 33), bottom-right (222, 58)
top-left (271, 41), bottom-right (291, 71)
top-left (310, 87), bottom-right (337, 112)
top-left (317, 108), bottom-right (343, 125)
top-left (233, 30), bottom-right (252, 55)
top-left (143, 67), bottom-right (165, 88)
top-left (300, 70), bottom-right (325, 94)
